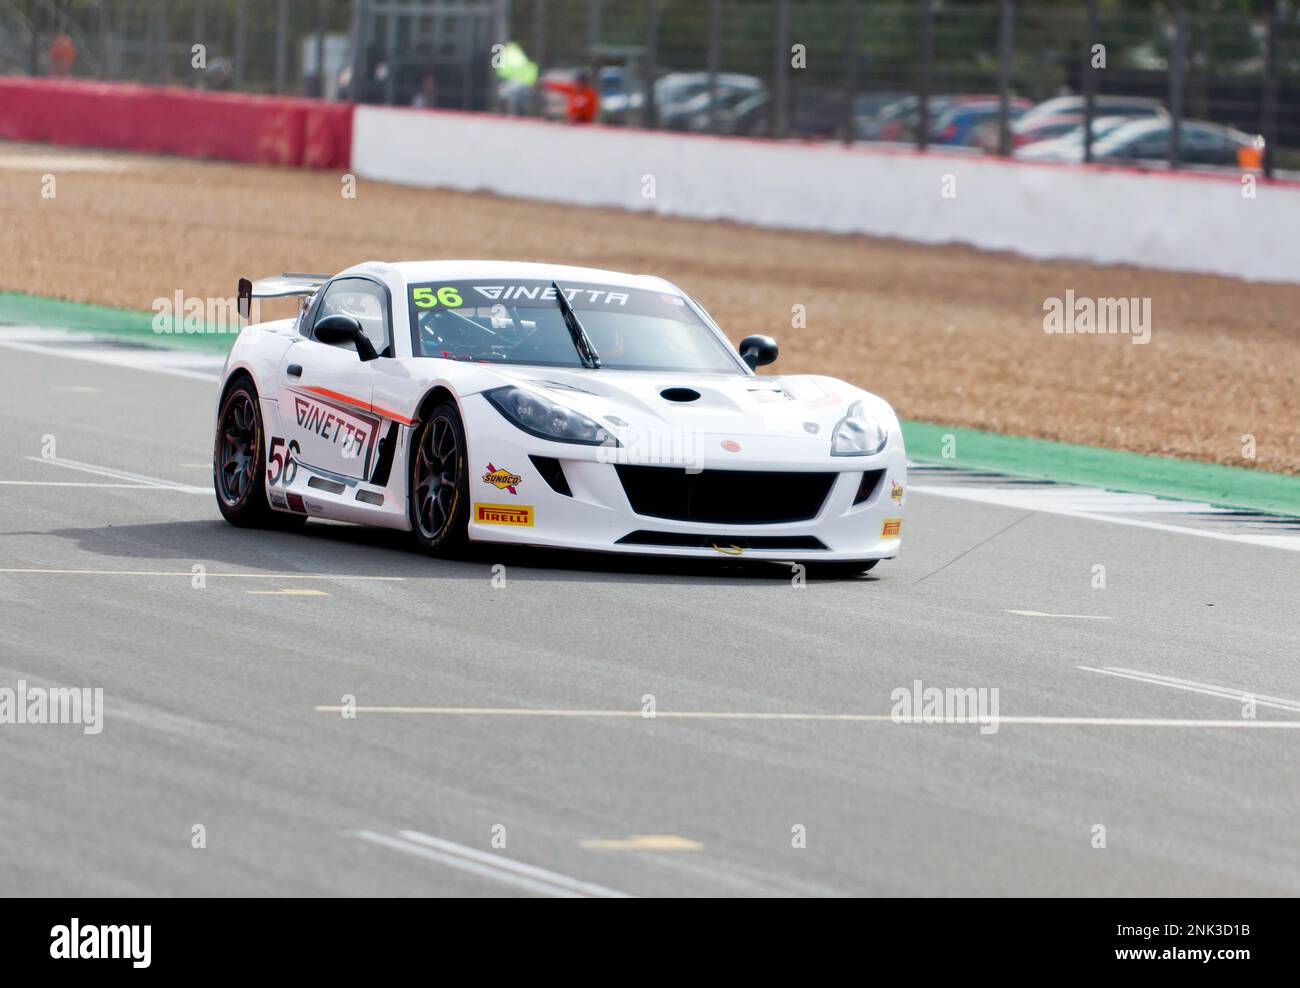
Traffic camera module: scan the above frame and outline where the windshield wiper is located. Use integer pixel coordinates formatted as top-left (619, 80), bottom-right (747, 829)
top-left (551, 280), bottom-right (601, 369)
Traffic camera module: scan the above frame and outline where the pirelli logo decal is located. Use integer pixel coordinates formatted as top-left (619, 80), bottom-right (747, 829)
top-left (475, 503), bottom-right (534, 527)
top-left (881, 518), bottom-right (902, 538)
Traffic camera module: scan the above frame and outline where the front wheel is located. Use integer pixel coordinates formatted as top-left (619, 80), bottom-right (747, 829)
top-left (409, 400), bottom-right (470, 555)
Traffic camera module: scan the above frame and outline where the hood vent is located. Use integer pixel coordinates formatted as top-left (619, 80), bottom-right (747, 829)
top-left (660, 387), bottom-right (700, 403)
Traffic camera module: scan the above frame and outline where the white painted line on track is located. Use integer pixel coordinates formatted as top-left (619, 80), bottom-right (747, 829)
top-left (354, 830), bottom-right (631, 898)
top-left (1007, 609), bottom-right (1111, 620)
top-left (1078, 666), bottom-right (1300, 714)
top-left (0, 328), bottom-right (224, 382)
top-left (912, 484), bottom-right (1300, 553)
top-left (0, 481), bottom-right (167, 488)
top-left (0, 567), bottom-right (403, 581)
top-left (314, 705), bottom-right (1300, 728)
top-left (580, 835), bottom-right (703, 851)
top-left (246, 588), bottom-right (329, 596)
top-left (27, 455), bottom-right (209, 493)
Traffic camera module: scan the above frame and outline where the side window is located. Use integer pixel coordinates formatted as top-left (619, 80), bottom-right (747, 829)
top-left (312, 278), bottom-right (392, 356)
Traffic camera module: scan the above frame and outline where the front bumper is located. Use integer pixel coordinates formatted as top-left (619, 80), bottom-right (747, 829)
top-left (462, 394), bottom-right (907, 563)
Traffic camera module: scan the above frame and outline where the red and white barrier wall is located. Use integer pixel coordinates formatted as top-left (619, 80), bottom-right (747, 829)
top-left (1, 79), bottom-right (1294, 284)
top-left (353, 105), bottom-right (1300, 285)
top-left (0, 78), bottom-right (351, 169)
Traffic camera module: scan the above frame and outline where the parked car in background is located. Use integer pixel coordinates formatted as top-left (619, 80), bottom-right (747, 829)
top-left (660, 74), bottom-right (765, 131)
top-left (929, 98), bottom-right (1031, 146)
top-left (688, 89), bottom-right (771, 136)
top-left (1039, 117), bottom-right (1262, 168)
top-left (1012, 102), bottom-right (1165, 149)
top-left (1015, 115), bottom-right (1147, 160)
top-left (863, 94), bottom-right (976, 143)
top-left (850, 92), bottom-right (909, 141)
top-left (868, 94), bottom-right (1019, 144)
top-left (1016, 94), bottom-right (1166, 131)
top-left (1011, 114), bottom-right (1090, 148)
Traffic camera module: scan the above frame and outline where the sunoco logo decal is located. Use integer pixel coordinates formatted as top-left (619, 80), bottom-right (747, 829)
top-left (482, 463), bottom-right (522, 494)
top-left (475, 503), bottom-right (534, 526)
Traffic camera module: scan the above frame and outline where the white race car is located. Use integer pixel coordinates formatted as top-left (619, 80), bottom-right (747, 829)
top-left (213, 260), bottom-right (906, 575)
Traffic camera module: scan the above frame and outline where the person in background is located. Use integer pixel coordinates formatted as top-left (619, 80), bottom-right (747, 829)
top-left (49, 33), bottom-right (76, 78)
top-left (412, 73), bottom-right (437, 109)
top-left (541, 70), bottom-right (599, 124)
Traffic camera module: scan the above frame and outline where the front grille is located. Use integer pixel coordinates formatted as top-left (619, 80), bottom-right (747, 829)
top-left (614, 465), bottom-right (835, 524)
top-left (617, 531), bottom-right (826, 550)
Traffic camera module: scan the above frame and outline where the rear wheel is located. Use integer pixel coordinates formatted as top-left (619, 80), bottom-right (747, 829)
top-left (213, 377), bottom-right (305, 530)
top-left (409, 400), bottom-right (470, 555)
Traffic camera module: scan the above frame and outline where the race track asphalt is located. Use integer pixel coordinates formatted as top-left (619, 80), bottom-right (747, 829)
top-left (2, 337), bottom-right (1298, 897)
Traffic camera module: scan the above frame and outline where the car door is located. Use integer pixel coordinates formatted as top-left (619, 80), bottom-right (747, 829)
top-left (274, 277), bottom-right (393, 488)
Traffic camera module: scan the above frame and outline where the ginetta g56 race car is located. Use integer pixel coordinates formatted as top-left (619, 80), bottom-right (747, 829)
top-left (213, 261), bottom-right (906, 575)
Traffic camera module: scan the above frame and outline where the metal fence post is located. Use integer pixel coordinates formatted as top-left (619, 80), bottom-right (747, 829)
top-left (193, 0), bottom-right (205, 89)
top-left (1083, 0), bottom-right (1097, 164)
top-left (1262, 0), bottom-right (1278, 180)
top-left (349, 0), bottom-right (367, 102)
top-left (383, 4), bottom-right (397, 105)
top-left (234, 0), bottom-right (247, 88)
top-left (27, 0), bottom-right (40, 77)
top-left (316, 0), bottom-right (328, 98)
top-left (159, 1), bottom-right (172, 84)
top-left (843, 0), bottom-right (859, 145)
top-left (918, 0), bottom-right (934, 151)
top-left (97, 0), bottom-right (109, 80)
top-left (996, 0), bottom-right (1013, 156)
top-left (275, 0), bottom-right (289, 94)
top-left (772, 0), bottom-right (790, 139)
top-left (1167, 0), bottom-right (1186, 170)
top-left (706, 0), bottom-right (720, 134)
top-left (534, 0), bottom-right (547, 117)
top-left (642, 0), bottom-right (657, 129)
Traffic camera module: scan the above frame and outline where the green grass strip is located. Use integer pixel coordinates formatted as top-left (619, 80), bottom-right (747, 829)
top-left (902, 420), bottom-right (1299, 517)
top-left (0, 290), bottom-right (236, 354)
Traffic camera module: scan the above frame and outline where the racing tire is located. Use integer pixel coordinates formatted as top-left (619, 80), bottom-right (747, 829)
top-left (409, 399), bottom-right (471, 556)
top-left (213, 377), bottom-right (306, 530)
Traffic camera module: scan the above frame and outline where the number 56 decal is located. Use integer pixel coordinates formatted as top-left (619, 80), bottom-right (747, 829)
top-left (411, 286), bottom-right (463, 308)
top-left (267, 437), bottom-right (300, 486)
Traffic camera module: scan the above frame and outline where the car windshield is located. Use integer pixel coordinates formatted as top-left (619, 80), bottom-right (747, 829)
top-left (407, 279), bottom-right (743, 374)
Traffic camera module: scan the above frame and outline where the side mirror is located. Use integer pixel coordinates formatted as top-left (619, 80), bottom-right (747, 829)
top-left (739, 334), bottom-right (779, 370)
top-left (315, 314), bottom-right (378, 362)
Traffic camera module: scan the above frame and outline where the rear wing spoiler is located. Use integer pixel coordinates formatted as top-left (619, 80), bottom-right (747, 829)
top-left (237, 273), bottom-right (330, 320)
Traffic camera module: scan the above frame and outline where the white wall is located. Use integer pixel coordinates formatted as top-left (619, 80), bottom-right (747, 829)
top-left (353, 106), bottom-right (1300, 284)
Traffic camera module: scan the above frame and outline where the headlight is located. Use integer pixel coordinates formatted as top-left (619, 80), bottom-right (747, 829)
top-left (484, 386), bottom-right (620, 447)
top-left (830, 401), bottom-right (888, 456)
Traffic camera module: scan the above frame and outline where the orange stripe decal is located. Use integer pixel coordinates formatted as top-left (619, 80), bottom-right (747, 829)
top-left (301, 385), bottom-right (417, 426)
